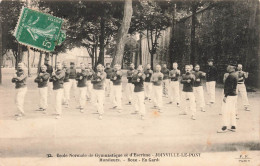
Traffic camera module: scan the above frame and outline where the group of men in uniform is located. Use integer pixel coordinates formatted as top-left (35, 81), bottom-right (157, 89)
top-left (11, 58), bottom-right (251, 132)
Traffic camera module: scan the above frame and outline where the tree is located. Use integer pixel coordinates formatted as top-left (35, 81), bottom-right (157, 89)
top-left (130, 0), bottom-right (172, 69)
top-left (39, 1), bottom-right (123, 67)
top-left (112, 0), bottom-right (133, 66)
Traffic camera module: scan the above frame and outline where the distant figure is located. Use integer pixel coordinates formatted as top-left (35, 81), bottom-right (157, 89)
top-left (151, 64), bottom-right (164, 112)
top-left (91, 64), bottom-right (107, 120)
top-left (217, 63), bottom-right (238, 133)
top-left (168, 62), bottom-right (181, 107)
top-left (126, 63), bottom-right (136, 105)
top-left (12, 63), bottom-right (28, 120)
top-left (110, 64), bottom-right (123, 111)
top-left (236, 64), bottom-right (250, 111)
top-left (44, 57), bottom-right (53, 77)
top-left (104, 63), bottom-right (113, 97)
top-left (206, 59), bottom-right (217, 104)
top-left (34, 65), bottom-right (50, 114)
top-left (144, 64), bottom-right (153, 102)
top-left (161, 64), bottom-right (170, 98)
top-left (132, 65), bottom-right (146, 120)
top-left (49, 62), bottom-right (65, 119)
top-left (180, 65), bottom-right (196, 120)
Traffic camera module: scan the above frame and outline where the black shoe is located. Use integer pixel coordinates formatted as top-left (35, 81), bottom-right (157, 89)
top-left (217, 126), bottom-right (228, 133)
top-left (229, 126), bottom-right (236, 132)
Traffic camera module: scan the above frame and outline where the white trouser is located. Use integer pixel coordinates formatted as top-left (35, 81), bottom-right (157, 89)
top-left (237, 83), bottom-right (249, 106)
top-left (162, 79), bottom-right (169, 96)
top-left (169, 81), bottom-right (180, 104)
top-left (133, 91), bottom-right (145, 116)
top-left (181, 92), bottom-right (196, 116)
top-left (39, 87), bottom-right (48, 109)
top-left (193, 86), bottom-right (205, 109)
top-left (144, 82), bottom-right (152, 99)
top-left (206, 81), bottom-right (216, 103)
top-left (15, 87), bottom-right (27, 114)
top-left (152, 85), bottom-right (163, 108)
top-left (92, 89), bottom-right (105, 115)
top-left (86, 80), bottom-right (93, 100)
top-left (126, 83), bottom-right (134, 102)
top-left (63, 82), bottom-right (70, 104)
top-left (111, 85), bottom-right (122, 109)
top-left (54, 89), bottom-right (63, 115)
top-left (78, 87), bottom-right (87, 109)
top-left (69, 79), bottom-right (77, 97)
top-left (222, 96), bottom-right (237, 127)
top-left (105, 79), bottom-right (112, 95)
top-left (48, 82), bottom-right (53, 95)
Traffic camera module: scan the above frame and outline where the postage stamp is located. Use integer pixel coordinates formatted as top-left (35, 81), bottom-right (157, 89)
top-left (14, 7), bottom-right (64, 52)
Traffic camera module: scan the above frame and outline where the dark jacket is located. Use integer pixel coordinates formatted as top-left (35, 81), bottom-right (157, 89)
top-left (169, 69), bottom-right (180, 81)
top-left (127, 69), bottom-right (135, 83)
top-left (49, 69), bottom-right (65, 90)
top-left (63, 67), bottom-right (70, 82)
top-left (110, 70), bottom-right (122, 85)
top-left (224, 71), bottom-right (238, 97)
top-left (76, 69), bottom-right (88, 87)
top-left (34, 72), bottom-right (50, 88)
top-left (132, 72), bottom-right (145, 92)
top-left (206, 66), bottom-right (218, 82)
top-left (144, 69), bottom-right (153, 82)
top-left (193, 71), bottom-right (205, 87)
top-left (91, 71), bottom-right (106, 90)
top-left (69, 67), bottom-right (77, 79)
top-left (11, 70), bottom-right (27, 89)
top-left (104, 67), bottom-right (113, 79)
top-left (181, 73), bottom-right (195, 92)
top-left (161, 67), bottom-right (170, 80)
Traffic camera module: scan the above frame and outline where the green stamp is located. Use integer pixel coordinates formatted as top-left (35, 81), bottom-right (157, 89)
top-left (14, 7), bottom-right (64, 52)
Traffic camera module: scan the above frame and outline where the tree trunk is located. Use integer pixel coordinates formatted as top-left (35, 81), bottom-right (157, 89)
top-left (55, 53), bottom-right (58, 70)
top-left (150, 52), bottom-right (154, 70)
top-left (139, 34), bottom-right (142, 65)
top-left (0, 17), bottom-right (2, 84)
top-left (98, 16), bottom-right (105, 65)
top-left (31, 50), bottom-right (36, 67)
top-left (245, 0), bottom-right (259, 69)
top-left (27, 49), bottom-right (31, 76)
top-left (112, 0), bottom-right (133, 66)
top-left (37, 51), bottom-right (43, 74)
top-left (94, 46), bottom-right (97, 68)
top-left (17, 43), bottom-right (23, 68)
top-left (190, 3), bottom-right (197, 65)
top-left (168, 3), bottom-right (176, 69)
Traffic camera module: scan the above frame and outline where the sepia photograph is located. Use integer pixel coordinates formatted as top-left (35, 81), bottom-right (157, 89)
top-left (0, 0), bottom-right (259, 165)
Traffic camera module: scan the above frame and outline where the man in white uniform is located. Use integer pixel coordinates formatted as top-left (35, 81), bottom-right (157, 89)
top-left (180, 65), bottom-right (196, 120)
top-left (12, 63), bottom-right (28, 120)
top-left (151, 65), bottom-right (164, 112)
top-left (110, 64), bottom-right (123, 111)
top-left (168, 62), bottom-right (181, 107)
top-left (236, 64), bottom-right (250, 111)
top-left (91, 64), bottom-right (107, 120)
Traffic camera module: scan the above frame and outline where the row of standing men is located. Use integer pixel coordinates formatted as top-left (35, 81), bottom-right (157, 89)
top-left (12, 59), bottom-right (250, 132)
